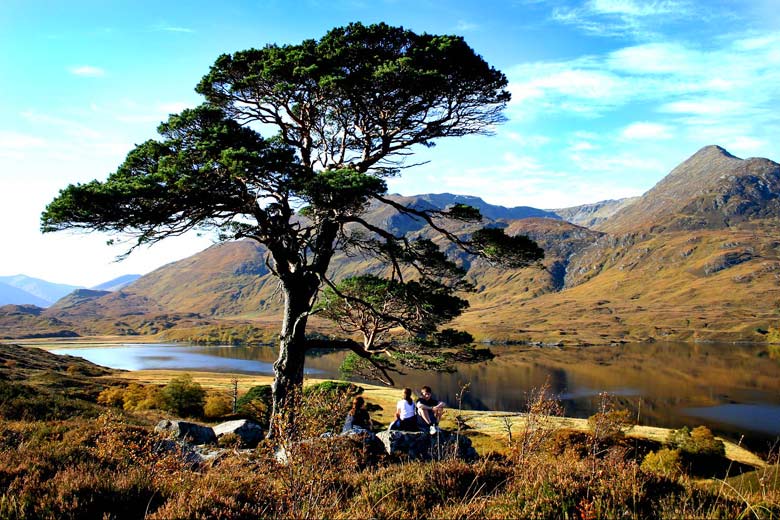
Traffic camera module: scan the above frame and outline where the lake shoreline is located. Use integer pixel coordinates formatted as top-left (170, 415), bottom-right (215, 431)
top-left (8, 336), bottom-right (777, 461)
top-left (115, 368), bottom-right (766, 469)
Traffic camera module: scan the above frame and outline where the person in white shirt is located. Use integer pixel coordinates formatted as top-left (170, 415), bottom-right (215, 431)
top-left (395, 387), bottom-right (418, 431)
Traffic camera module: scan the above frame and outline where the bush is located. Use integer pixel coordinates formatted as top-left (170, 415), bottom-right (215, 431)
top-left (641, 448), bottom-right (683, 479)
top-left (158, 374), bottom-right (205, 418)
top-left (587, 393), bottom-right (634, 443)
top-left (236, 385), bottom-right (272, 425)
top-left (667, 426), bottom-right (725, 458)
top-left (122, 383), bottom-right (161, 411)
top-left (303, 380), bottom-right (363, 397)
top-left (204, 393), bottom-right (232, 419)
top-left (97, 386), bottom-right (126, 408)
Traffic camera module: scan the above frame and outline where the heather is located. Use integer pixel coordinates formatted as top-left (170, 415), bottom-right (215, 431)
top-left (1, 344), bottom-right (778, 519)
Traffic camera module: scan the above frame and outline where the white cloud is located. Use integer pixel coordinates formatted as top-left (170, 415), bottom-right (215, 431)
top-left (0, 132), bottom-right (46, 159)
top-left (153, 24), bottom-right (194, 33)
top-left (621, 122), bottom-right (672, 140)
top-left (21, 111), bottom-right (103, 140)
top-left (727, 136), bottom-right (767, 153)
top-left (659, 99), bottom-right (746, 116)
top-left (69, 65), bottom-right (105, 77)
top-left (455, 20), bottom-right (479, 32)
top-left (505, 132), bottom-right (551, 148)
top-left (551, 0), bottom-right (695, 37)
top-left (587, 0), bottom-right (685, 17)
top-left (607, 42), bottom-right (702, 75)
top-left (570, 141), bottom-right (596, 151)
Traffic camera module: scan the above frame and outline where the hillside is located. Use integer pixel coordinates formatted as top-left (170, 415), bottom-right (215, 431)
top-left (4, 146), bottom-right (780, 344)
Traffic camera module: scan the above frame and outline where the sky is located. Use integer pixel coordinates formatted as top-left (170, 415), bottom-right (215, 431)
top-left (1, 0), bottom-right (778, 287)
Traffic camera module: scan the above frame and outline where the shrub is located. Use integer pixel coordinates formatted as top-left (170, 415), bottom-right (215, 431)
top-left (667, 426), bottom-right (725, 458)
top-left (236, 384), bottom-right (272, 425)
top-left (641, 448), bottom-right (683, 479)
top-left (123, 383), bottom-right (161, 411)
top-left (97, 386), bottom-right (126, 408)
top-left (204, 393), bottom-right (232, 419)
top-left (158, 374), bottom-right (205, 418)
top-left (587, 393), bottom-right (634, 443)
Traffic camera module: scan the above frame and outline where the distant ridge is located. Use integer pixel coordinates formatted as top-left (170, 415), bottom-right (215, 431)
top-left (0, 282), bottom-right (51, 307)
top-left (552, 197), bottom-right (639, 228)
top-left (0, 274), bottom-right (82, 306)
top-left (91, 274), bottom-right (142, 292)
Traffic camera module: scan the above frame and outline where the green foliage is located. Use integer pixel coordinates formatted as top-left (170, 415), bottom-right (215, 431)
top-left (236, 385), bottom-right (272, 424)
top-left (470, 227), bottom-right (544, 267)
top-left (303, 380), bottom-right (363, 397)
top-left (158, 374), bottom-right (206, 418)
top-left (0, 378), bottom-right (101, 421)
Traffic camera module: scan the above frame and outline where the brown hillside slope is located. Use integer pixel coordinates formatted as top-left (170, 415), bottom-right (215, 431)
top-left (458, 223), bottom-right (780, 344)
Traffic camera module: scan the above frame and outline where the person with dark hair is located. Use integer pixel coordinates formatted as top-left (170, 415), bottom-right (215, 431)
top-left (394, 387), bottom-right (418, 431)
top-left (416, 385), bottom-right (445, 434)
top-left (342, 396), bottom-right (371, 433)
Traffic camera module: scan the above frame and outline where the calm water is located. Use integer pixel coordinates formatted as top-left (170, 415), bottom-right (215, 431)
top-left (48, 341), bottom-right (780, 448)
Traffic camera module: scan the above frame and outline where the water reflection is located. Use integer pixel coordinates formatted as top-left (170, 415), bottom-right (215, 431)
top-left (50, 341), bottom-right (780, 446)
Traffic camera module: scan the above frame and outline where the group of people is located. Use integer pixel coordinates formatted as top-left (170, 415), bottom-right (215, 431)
top-left (342, 386), bottom-right (446, 435)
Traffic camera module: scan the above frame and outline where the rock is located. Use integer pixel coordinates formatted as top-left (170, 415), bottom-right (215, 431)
top-left (213, 419), bottom-right (264, 448)
top-left (155, 420), bottom-right (217, 445)
top-left (376, 429), bottom-right (477, 461)
top-left (154, 438), bottom-right (205, 467)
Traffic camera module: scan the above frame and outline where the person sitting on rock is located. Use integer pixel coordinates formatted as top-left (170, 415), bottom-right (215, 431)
top-left (416, 385), bottom-right (445, 434)
top-left (342, 396), bottom-right (371, 434)
top-left (394, 387), bottom-right (419, 431)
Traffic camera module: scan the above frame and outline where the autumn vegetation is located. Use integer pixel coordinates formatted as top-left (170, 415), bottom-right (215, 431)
top-left (1, 342), bottom-right (779, 519)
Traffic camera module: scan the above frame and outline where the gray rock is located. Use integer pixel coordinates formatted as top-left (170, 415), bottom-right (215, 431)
top-left (376, 429), bottom-right (477, 461)
top-left (155, 420), bottom-right (217, 445)
top-left (213, 419), bottom-right (264, 448)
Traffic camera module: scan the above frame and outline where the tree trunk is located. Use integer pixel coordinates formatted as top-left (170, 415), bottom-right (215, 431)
top-left (267, 274), bottom-right (318, 439)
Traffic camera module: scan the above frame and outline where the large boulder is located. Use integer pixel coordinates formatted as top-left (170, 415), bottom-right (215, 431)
top-left (213, 419), bottom-right (264, 448)
top-left (155, 420), bottom-right (217, 445)
top-left (376, 430), bottom-right (477, 461)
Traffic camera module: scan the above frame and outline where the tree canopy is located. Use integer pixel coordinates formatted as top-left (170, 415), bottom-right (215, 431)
top-left (42, 22), bottom-right (543, 433)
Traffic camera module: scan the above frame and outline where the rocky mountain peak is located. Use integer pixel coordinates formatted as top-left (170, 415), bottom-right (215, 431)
top-left (597, 145), bottom-right (780, 234)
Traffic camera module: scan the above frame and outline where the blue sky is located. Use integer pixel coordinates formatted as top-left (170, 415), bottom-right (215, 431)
top-left (1, 0), bottom-right (778, 286)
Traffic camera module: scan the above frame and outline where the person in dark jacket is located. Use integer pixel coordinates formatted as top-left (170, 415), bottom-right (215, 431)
top-left (416, 385), bottom-right (445, 434)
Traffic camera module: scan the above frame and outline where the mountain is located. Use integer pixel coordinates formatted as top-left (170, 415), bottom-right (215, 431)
top-left (552, 197), bottom-right (639, 228)
top-left (0, 282), bottom-right (51, 307)
top-left (91, 274), bottom-right (142, 292)
top-left (597, 145), bottom-right (780, 234)
top-left (5, 145), bottom-right (780, 345)
top-left (0, 275), bottom-right (82, 306)
top-left (413, 193), bottom-right (561, 221)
